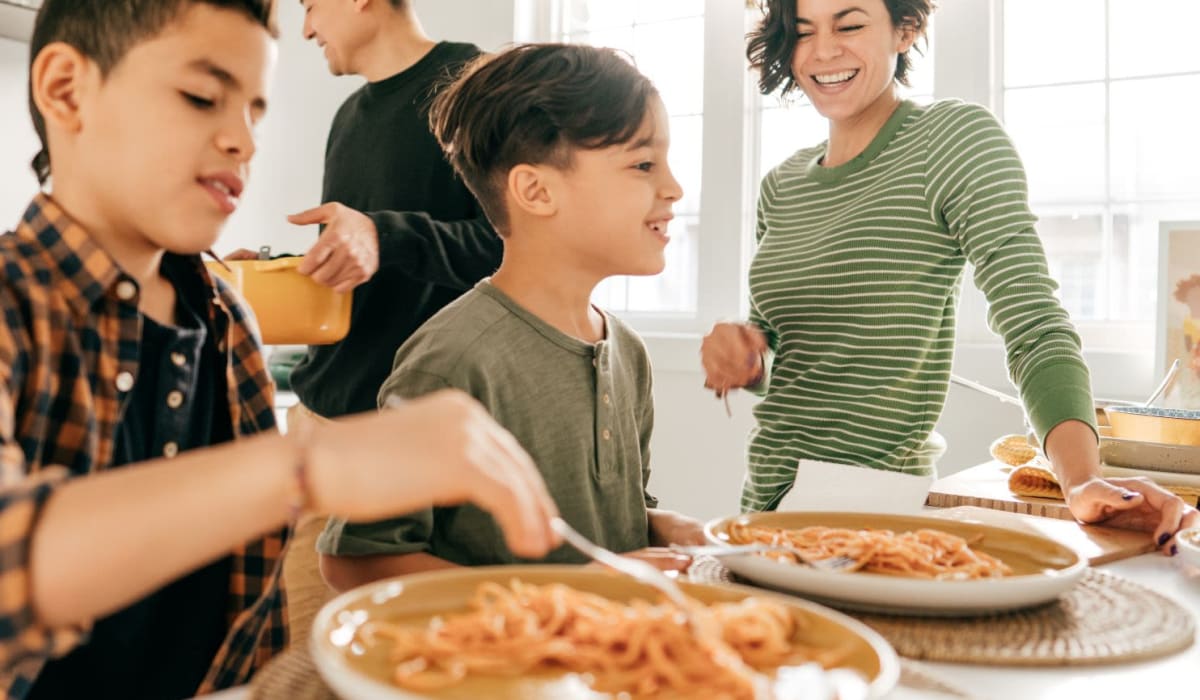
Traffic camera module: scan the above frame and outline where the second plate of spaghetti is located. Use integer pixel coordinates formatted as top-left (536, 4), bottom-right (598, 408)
top-left (311, 565), bottom-right (899, 699)
top-left (706, 512), bottom-right (1086, 615)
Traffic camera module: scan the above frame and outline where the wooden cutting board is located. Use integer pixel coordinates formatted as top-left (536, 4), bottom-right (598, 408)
top-left (925, 505), bottom-right (1156, 565)
top-left (925, 460), bottom-right (1075, 520)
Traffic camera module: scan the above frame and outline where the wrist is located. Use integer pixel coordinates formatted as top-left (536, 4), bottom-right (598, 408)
top-left (283, 422), bottom-right (318, 518)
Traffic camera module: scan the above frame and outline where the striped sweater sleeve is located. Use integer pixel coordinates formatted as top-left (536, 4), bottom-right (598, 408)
top-left (924, 103), bottom-right (1096, 441)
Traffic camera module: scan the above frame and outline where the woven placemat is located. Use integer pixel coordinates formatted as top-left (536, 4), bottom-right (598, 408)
top-left (687, 561), bottom-right (1196, 666)
top-left (251, 646), bottom-right (335, 700)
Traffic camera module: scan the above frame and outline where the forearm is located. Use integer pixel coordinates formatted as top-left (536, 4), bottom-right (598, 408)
top-left (370, 212), bottom-right (501, 290)
top-left (1042, 419), bottom-right (1102, 493)
top-left (29, 432), bottom-right (297, 627)
top-left (319, 551), bottom-right (458, 592)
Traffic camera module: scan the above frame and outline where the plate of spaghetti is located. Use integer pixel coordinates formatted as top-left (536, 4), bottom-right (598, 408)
top-left (706, 512), bottom-right (1086, 615)
top-left (310, 565), bottom-right (899, 699)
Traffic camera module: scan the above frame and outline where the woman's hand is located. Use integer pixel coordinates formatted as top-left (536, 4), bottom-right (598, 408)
top-left (700, 322), bottom-right (767, 396)
top-left (1065, 477), bottom-right (1199, 554)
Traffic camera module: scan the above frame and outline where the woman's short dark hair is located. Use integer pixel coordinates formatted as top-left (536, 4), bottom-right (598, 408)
top-left (28, 0), bottom-right (278, 186)
top-left (429, 43), bottom-right (658, 236)
top-left (746, 0), bottom-right (935, 97)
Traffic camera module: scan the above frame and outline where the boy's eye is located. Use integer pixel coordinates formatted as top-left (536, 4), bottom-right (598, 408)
top-left (182, 92), bottom-right (216, 110)
top-left (634, 162), bottom-right (654, 172)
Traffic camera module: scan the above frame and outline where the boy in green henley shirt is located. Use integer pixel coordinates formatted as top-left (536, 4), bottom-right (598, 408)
top-left (317, 44), bottom-right (707, 589)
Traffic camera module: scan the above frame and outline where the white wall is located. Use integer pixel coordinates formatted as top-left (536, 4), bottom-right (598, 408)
top-left (0, 38), bottom-right (39, 229)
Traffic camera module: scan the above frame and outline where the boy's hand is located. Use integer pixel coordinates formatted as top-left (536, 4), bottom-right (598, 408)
top-left (303, 390), bottom-right (560, 559)
top-left (648, 509), bottom-right (707, 547)
top-left (700, 322), bottom-right (767, 397)
top-left (288, 202), bottom-right (380, 293)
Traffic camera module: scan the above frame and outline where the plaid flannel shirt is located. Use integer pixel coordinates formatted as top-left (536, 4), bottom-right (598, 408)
top-left (0, 195), bottom-right (289, 698)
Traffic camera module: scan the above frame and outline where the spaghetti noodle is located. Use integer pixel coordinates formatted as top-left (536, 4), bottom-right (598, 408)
top-left (727, 523), bottom-right (1012, 580)
top-left (360, 579), bottom-right (845, 698)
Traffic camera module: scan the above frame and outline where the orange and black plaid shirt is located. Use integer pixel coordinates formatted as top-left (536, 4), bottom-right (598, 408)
top-left (0, 195), bottom-right (289, 698)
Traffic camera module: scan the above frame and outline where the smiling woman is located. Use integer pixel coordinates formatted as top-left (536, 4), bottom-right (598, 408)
top-left (698, 0), bottom-right (1200, 551)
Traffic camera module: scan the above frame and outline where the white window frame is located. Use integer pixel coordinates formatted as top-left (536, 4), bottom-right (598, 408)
top-left (520, 0), bottom-right (1160, 395)
top-left (944, 0), bottom-right (1159, 396)
top-left (520, 0), bottom-right (752, 339)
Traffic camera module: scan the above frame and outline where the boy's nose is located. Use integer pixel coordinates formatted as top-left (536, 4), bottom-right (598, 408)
top-left (217, 112), bottom-right (257, 162)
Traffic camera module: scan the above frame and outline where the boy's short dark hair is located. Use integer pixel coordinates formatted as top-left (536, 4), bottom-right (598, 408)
top-left (28, 0), bottom-right (278, 186)
top-left (747, 0), bottom-right (934, 97)
top-left (429, 43), bottom-right (658, 236)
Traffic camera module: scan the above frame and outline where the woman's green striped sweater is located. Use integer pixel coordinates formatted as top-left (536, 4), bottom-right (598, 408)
top-left (743, 99), bottom-right (1095, 512)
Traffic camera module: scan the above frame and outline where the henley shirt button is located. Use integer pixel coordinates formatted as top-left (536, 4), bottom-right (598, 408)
top-left (163, 442), bottom-right (179, 458)
top-left (602, 429), bottom-right (612, 441)
top-left (115, 372), bottom-right (134, 392)
top-left (602, 393), bottom-right (611, 406)
top-left (170, 352), bottom-right (187, 367)
top-left (166, 390), bottom-right (184, 409)
top-left (115, 280), bottom-right (137, 301)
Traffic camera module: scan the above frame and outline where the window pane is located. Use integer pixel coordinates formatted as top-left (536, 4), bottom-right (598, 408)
top-left (634, 17), bottom-right (705, 115)
top-left (1038, 214), bottom-right (1106, 320)
top-left (1004, 84), bottom-right (1107, 203)
top-left (635, 0), bottom-right (704, 24)
top-left (563, 0), bottom-right (639, 32)
top-left (1003, 0), bottom-right (1105, 87)
top-left (1110, 75), bottom-right (1200, 201)
top-left (758, 104), bottom-right (827, 180)
top-left (670, 115), bottom-right (703, 216)
top-left (561, 2), bottom-right (704, 315)
top-left (569, 26), bottom-right (635, 54)
top-left (1109, 0), bottom-right (1200, 78)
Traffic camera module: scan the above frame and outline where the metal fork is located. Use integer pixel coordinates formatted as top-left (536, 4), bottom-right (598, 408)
top-left (551, 518), bottom-right (693, 612)
top-left (670, 543), bottom-right (857, 572)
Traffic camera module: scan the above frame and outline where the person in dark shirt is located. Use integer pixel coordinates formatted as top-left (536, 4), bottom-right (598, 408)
top-left (286, 0), bottom-right (503, 418)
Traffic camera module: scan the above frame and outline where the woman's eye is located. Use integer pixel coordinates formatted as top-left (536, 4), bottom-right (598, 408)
top-left (183, 92), bottom-right (216, 110)
top-left (839, 24), bottom-right (864, 32)
top-left (796, 31), bottom-right (813, 40)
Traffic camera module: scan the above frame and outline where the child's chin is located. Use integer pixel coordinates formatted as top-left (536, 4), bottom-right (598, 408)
top-left (153, 230), bottom-right (221, 257)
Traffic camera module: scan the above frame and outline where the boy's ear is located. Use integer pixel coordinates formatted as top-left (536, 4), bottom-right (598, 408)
top-left (507, 164), bottom-right (558, 219)
top-left (30, 42), bottom-right (94, 138)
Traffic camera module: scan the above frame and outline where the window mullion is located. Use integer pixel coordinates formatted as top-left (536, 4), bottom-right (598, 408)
top-left (695, 0), bottom-right (748, 326)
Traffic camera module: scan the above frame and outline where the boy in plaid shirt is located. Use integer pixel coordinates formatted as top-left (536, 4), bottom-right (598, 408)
top-left (0, 2), bottom-right (557, 698)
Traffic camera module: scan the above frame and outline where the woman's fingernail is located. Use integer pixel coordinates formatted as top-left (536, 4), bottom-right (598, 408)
top-left (1158, 532), bottom-right (1171, 547)
top-left (1171, 544), bottom-right (1178, 556)
top-left (1122, 492), bottom-right (1137, 501)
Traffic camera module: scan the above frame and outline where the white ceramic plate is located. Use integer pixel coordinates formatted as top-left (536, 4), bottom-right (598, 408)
top-left (310, 565), bottom-right (899, 700)
top-left (705, 512), bottom-right (1087, 616)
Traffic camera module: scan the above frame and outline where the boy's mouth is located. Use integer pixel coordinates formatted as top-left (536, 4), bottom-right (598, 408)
top-left (198, 173), bottom-right (244, 215)
top-left (646, 215), bottom-right (673, 243)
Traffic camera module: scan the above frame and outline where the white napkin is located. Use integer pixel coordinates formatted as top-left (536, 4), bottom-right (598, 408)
top-left (775, 458), bottom-right (934, 514)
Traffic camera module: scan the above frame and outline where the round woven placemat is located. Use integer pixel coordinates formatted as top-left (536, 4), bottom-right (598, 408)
top-left (687, 562), bottom-right (1196, 666)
